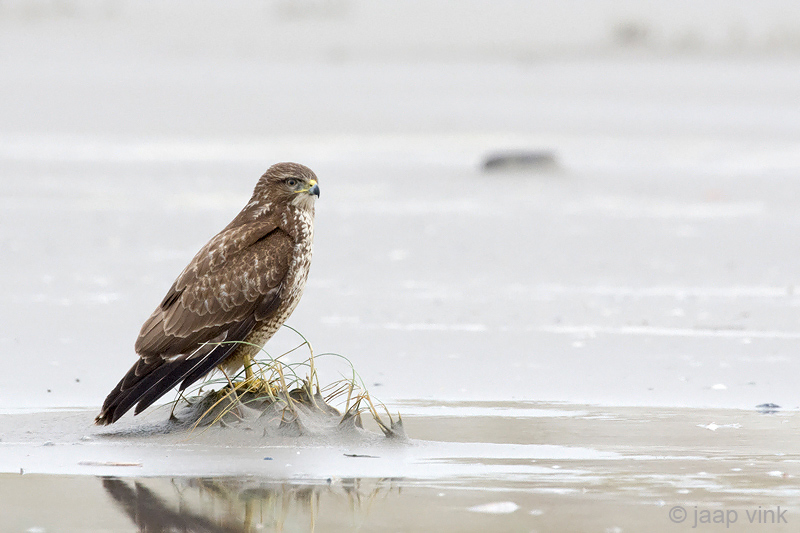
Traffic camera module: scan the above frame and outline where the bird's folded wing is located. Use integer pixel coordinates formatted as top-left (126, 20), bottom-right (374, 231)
top-left (135, 222), bottom-right (293, 358)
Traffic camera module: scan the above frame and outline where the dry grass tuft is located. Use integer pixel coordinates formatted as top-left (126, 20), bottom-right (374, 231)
top-left (171, 325), bottom-right (404, 439)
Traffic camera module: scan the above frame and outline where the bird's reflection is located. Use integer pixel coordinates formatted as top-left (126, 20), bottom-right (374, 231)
top-left (102, 476), bottom-right (400, 532)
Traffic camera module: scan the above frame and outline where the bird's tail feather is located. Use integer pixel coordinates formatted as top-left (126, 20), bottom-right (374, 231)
top-left (94, 317), bottom-right (256, 425)
top-left (94, 356), bottom-right (185, 425)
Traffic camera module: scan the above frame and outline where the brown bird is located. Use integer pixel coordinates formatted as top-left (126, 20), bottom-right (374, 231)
top-left (95, 162), bottom-right (320, 425)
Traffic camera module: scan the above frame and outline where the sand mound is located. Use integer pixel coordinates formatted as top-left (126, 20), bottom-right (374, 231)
top-left (171, 383), bottom-right (406, 442)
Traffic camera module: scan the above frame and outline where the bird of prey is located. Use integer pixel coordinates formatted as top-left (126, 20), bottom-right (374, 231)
top-left (95, 162), bottom-right (320, 425)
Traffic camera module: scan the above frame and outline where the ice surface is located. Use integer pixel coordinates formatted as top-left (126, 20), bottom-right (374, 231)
top-left (1, 402), bottom-right (798, 531)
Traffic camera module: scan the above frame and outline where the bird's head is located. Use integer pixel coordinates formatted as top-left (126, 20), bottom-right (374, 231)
top-left (251, 162), bottom-right (320, 212)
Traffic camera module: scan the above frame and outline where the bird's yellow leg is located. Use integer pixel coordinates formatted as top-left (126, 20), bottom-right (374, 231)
top-left (244, 354), bottom-right (255, 381)
top-left (242, 353), bottom-right (268, 393)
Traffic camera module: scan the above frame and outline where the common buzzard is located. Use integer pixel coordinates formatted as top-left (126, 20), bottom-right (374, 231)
top-left (95, 162), bottom-right (320, 425)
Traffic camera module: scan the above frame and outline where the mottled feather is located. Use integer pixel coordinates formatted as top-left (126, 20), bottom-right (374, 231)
top-left (95, 162), bottom-right (319, 425)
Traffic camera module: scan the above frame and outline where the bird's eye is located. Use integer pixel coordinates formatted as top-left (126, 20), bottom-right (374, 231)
top-left (286, 179), bottom-right (298, 188)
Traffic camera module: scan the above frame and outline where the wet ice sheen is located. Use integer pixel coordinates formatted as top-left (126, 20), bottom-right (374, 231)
top-left (1, 401), bottom-right (798, 531)
top-left (468, 501), bottom-right (520, 514)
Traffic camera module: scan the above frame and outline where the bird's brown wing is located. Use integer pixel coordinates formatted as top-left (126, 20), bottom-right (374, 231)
top-left (95, 221), bottom-right (294, 425)
top-left (135, 220), bottom-right (292, 357)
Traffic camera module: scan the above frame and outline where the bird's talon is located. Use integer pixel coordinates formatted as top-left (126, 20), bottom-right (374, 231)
top-left (233, 377), bottom-right (270, 394)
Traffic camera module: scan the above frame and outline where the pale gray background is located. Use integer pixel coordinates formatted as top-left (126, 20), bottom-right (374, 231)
top-left (2, 0), bottom-right (800, 410)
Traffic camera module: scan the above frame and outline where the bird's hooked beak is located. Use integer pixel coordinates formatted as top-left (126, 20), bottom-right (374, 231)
top-left (307, 180), bottom-right (320, 198)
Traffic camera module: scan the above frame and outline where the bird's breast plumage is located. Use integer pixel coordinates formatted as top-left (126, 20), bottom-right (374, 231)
top-left (222, 206), bottom-right (314, 371)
